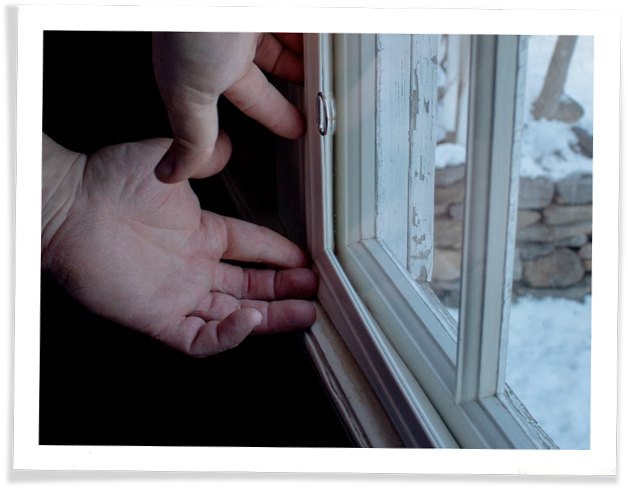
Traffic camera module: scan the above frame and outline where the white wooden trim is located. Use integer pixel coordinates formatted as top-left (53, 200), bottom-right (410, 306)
top-left (374, 34), bottom-right (437, 281)
top-left (333, 34), bottom-right (376, 246)
top-left (407, 34), bottom-right (437, 281)
top-left (304, 33), bottom-right (334, 261)
top-left (375, 34), bottom-right (411, 263)
top-left (307, 33), bottom-right (456, 448)
top-left (318, 32), bottom-right (557, 449)
top-left (340, 238), bottom-right (560, 448)
top-left (301, 303), bottom-right (404, 448)
top-left (455, 35), bottom-right (521, 403)
top-left (314, 249), bottom-right (458, 448)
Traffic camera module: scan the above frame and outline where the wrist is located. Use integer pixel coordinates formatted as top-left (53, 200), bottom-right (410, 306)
top-left (41, 133), bottom-right (86, 271)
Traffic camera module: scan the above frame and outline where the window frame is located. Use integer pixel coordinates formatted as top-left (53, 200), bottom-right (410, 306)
top-left (303, 32), bottom-right (558, 449)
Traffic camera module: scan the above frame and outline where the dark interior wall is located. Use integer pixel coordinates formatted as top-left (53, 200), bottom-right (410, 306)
top-left (40, 30), bottom-right (352, 448)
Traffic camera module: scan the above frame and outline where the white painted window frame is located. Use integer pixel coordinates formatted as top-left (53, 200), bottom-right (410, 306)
top-left (303, 33), bottom-right (558, 449)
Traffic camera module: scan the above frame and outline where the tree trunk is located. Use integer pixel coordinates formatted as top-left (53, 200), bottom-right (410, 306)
top-left (532, 36), bottom-right (578, 121)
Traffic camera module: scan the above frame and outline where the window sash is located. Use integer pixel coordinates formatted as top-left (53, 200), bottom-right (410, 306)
top-left (305, 32), bottom-right (557, 449)
top-left (455, 35), bottom-right (523, 404)
top-left (305, 33), bottom-right (455, 448)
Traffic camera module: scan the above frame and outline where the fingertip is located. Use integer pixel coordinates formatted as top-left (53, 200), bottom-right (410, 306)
top-left (288, 247), bottom-right (308, 269)
top-left (267, 300), bottom-right (317, 333)
top-left (246, 308), bottom-right (264, 327)
top-left (303, 301), bottom-right (317, 327)
top-left (284, 110), bottom-right (306, 140)
top-left (155, 151), bottom-right (176, 182)
top-left (213, 309), bottom-right (263, 353)
top-left (294, 300), bottom-right (317, 330)
top-left (154, 147), bottom-right (194, 183)
top-left (275, 268), bottom-right (319, 300)
top-left (284, 241), bottom-right (312, 269)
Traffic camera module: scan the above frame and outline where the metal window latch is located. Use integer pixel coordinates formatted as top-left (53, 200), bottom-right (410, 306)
top-left (316, 92), bottom-right (335, 136)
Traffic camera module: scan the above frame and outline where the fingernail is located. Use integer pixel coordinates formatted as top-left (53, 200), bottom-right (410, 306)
top-left (155, 152), bottom-right (175, 182)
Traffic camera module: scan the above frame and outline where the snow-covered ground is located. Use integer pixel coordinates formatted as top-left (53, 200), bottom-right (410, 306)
top-left (448, 295), bottom-right (591, 450)
top-left (438, 35), bottom-right (593, 450)
top-left (506, 295), bottom-right (591, 450)
top-left (508, 35), bottom-right (592, 450)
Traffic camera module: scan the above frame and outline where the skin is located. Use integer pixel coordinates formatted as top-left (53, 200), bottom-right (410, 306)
top-left (152, 32), bottom-right (305, 183)
top-left (41, 134), bottom-right (318, 357)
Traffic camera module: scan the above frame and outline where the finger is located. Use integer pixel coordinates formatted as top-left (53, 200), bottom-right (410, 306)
top-left (190, 296), bottom-right (316, 335)
top-left (215, 264), bottom-right (318, 301)
top-left (214, 214), bottom-right (309, 268)
top-left (241, 299), bottom-right (317, 335)
top-left (223, 64), bottom-right (305, 140)
top-left (255, 33), bottom-right (304, 84)
top-left (155, 127), bottom-right (232, 183)
top-left (272, 33), bottom-right (304, 55)
top-left (182, 308), bottom-right (262, 357)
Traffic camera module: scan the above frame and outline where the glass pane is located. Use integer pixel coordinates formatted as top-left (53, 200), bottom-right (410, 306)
top-left (433, 35), bottom-right (592, 448)
top-left (335, 33), bottom-right (592, 448)
top-left (372, 34), bottom-right (468, 328)
top-left (431, 34), bottom-right (471, 315)
top-left (505, 35), bottom-right (593, 450)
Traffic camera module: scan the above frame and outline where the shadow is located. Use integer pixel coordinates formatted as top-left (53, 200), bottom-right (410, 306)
top-left (33, 30), bottom-right (352, 453)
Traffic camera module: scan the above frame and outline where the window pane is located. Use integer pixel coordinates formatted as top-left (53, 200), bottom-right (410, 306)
top-left (372, 34), bottom-right (463, 328)
top-left (505, 35), bottom-right (593, 450)
top-left (431, 35), bottom-right (471, 315)
top-left (331, 33), bottom-right (591, 448)
top-left (433, 35), bottom-right (592, 448)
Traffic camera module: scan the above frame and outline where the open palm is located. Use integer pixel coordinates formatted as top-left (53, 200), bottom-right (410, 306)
top-left (47, 138), bottom-right (317, 357)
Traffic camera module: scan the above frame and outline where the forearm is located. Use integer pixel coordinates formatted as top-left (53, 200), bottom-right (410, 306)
top-left (41, 133), bottom-right (86, 270)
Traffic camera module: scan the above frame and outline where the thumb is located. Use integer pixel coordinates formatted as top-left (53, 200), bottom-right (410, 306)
top-left (155, 129), bottom-right (232, 183)
top-left (188, 308), bottom-right (263, 357)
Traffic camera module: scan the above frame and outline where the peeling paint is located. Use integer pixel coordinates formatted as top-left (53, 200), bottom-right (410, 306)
top-left (410, 89), bottom-right (419, 131)
top-left (412, 234), bottom-right (428, 246)
top-left (410, 66), bottom-right (420, 131)
top-left (413, 169), bottom-right (427, 181)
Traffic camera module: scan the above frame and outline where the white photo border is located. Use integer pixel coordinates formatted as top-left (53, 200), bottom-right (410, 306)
top-left (15, 3), bottom-right (619, 475)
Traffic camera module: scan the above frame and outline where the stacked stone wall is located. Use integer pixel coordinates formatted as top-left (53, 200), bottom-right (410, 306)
top-left (431, 165), bottom-right (592, 308)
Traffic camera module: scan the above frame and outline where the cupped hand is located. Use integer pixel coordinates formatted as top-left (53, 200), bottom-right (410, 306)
top-left (42, 136), bottom-right (317, 357)
top-left (152, 32), bottom-right (304, 183)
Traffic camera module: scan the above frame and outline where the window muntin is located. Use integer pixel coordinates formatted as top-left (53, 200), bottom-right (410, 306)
top-left (434, 35), bottom-right (593, 449)
top-left (431, 35), bottom-right (592, 449)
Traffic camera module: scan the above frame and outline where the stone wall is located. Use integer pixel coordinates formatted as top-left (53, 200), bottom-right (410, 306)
top-left (431, 164), bottom-right (592, 308)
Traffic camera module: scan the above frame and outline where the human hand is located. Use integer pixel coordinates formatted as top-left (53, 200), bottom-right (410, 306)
top-left (152, 32), bottom-right (305, 183)
top-left (42, 134), bottom-right (317, 357)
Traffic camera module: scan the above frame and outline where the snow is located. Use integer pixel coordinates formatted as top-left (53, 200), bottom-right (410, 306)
top-left (437, 35), bottom-right (593, 450)
top-left (435, 142), bottom-right (466, 169)
top-left (435, 36), bottom-right (594, 182)
top-left (448, 295), bottom-right (592, 450)
top-left (520, 35), bottom-right (594, 181)
top-left (520, 118), bottom-right (593, 181)
top-left (505, 296), bottom-right (591, 450)
top-left (508, 35), bottom-right (593, 450)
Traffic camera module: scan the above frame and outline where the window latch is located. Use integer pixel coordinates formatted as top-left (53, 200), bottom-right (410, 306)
top-left (316, 92), bottom-right (335, 136)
